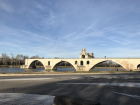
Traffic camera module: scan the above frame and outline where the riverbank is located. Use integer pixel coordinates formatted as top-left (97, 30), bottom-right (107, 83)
top-left (0, 65), bottom-right (44, 68)
top-left (0, 70), bottom-right (140, 76)
top-left (0, 65), bottom-right (123, 68)
top-left (57, 66), bottom-right (74, 68)
top-left (0, 65), bottom-right (74, 68)
top-left (94, 67), bottom-right (123, 68)
top-left (0, 65), bottom-right (21, 67)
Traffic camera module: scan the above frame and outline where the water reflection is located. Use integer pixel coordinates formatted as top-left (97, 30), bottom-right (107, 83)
top-left (0, 67), bottom-right (45, 73)
top-left (0, 67), bottom-right (126, 73)
top-left (56, 68), bottom-right (126, 71)
top-left (57, 68), bottom-right (76, 71)
top-left (92, 68), bottom-right (126, 71)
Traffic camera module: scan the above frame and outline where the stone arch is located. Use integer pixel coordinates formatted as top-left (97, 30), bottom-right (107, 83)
top-left (52, 60), bottom-right (76, 71)
top-left (28, 60), bottom-right (45, 69)
top-left (88, 60), bottom-right (127, 71)
top-left (111, 60), bottom-right (128, 70)
top-left (137, 64), bottom-right (140, 69)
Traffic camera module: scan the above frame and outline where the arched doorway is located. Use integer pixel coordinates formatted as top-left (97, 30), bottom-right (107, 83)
top-left (28, 60), bottom-right (45, 72)
top-left (89, 60), bottom-right (126, 71)
top-left (52, 61), bottom-right (76, 72)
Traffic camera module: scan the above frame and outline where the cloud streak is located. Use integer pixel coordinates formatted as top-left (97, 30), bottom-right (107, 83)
top-left (58, 29), bottom-right (80, 40)
top-left (0, 0), bottom-right (140, 58)
top-left (0, 0), bottom-right (14, 12)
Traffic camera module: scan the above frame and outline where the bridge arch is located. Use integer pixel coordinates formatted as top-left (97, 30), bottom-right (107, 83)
top-left (28, 59), bottom-right (45, 69)
top-left (137, 64), bottom-right (140, 69)
top-left (52, 60), bottom-right (76, 71)
top-left (88, 60), bottom-right (127, 71)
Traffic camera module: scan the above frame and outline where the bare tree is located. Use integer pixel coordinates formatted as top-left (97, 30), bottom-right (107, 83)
top-left (16, 54), bottom-right (20, 65)
top-left (0, 56), bottom-right (2, 65)
top-left (0, 53), bottom-right (46, 66)
top-left (30, 55), bottom-right (40, 59)
top-left (18, 54), bottom-right (23, 65)
top-left (20, 54), bottom-right (24, 65)
top-left (24, 55), bottom-right (29, 59)
top-left (10, 53), bottom-right (15, 65)
top-left (1, 53), bottom-right (9, 65)
top-left (22, 55), bottom-right (29, 65)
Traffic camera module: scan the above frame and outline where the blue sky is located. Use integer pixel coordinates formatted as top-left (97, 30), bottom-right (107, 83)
top-left (0, 0), bottom-right (140, 58)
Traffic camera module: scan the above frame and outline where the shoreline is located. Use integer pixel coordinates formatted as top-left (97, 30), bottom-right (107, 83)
top-left (0, 66), bottom-right (122, 68)
top-left (0, 65), bottom-right (44, 68)
top-left (0, 71), bottom-right (140, 76)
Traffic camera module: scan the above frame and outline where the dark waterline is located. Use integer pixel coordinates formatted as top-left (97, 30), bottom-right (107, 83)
top-left (57, 68), bottom-right (76, 71)
top-left (92, 68), bottom-right (126, 71)
top-left (0, 67), bottom-right (45, 73)
top-left (0, 67), bottom-right (126, 73)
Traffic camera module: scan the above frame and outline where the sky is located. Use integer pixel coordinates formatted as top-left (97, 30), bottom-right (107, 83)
top-left (0, 0), bottom-right (140, 58)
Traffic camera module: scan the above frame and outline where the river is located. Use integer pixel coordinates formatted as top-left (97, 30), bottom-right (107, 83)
top-left (0, 67), bottom-right (126, 73)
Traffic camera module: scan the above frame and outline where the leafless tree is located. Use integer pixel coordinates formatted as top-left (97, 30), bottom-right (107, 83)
top-left (21, 55), bottom-right (29, 64)
top-left (15, 54), bottom-right (20, 65)
top-left (0, 56), bottom-right (2, 65)
top-left (1, 53), bottom-right (9, 65)
top-left (18, 54), bottom-right (24, 65)
top-left (10, 53), bottom-right (15, 65)
top-left (24, 55), bottom-right (29, 59)
top-left (30, 55), bottom-right (40, 59)
top-left (0, 53), bottom-right (46, 66)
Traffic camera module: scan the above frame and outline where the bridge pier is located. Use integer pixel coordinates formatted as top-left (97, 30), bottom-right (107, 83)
top-left (77, 66), bottom-right (85, 71)
top-left (45, 66), bottom-right (51, 70)
top-left (20, 65), bottom-right (28, 69)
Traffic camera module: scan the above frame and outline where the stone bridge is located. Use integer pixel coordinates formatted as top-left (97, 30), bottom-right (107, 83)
top-left (21, 58), bottom-right (140, 71)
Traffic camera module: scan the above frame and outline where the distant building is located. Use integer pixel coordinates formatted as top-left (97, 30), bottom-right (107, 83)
top-left (79, 48), bottom-right (94, 58)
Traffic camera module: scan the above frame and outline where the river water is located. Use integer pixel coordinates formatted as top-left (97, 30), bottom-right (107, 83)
top-left (0, 67), bottom-right (45, 73)
top-left (0, 67), bottom-right (126, 73)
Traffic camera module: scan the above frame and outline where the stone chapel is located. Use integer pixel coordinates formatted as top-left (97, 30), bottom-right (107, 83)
top-left (79, 48), bottom-right (94, 58)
